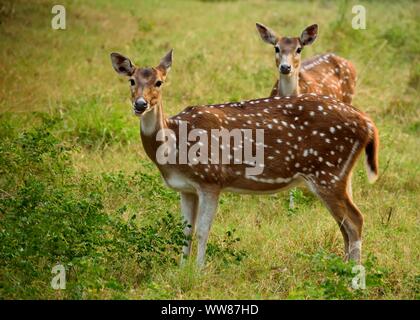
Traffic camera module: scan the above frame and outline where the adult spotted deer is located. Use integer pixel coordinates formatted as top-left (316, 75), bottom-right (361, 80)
top-left (256, 23), bottom-right (356, 103)
top-left (110, 50), bottom-right (378, 268)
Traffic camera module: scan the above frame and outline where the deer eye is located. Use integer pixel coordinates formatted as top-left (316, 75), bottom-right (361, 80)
top-left (275, 46), bottom-right (280, 53)
top-left (129, 79), bottom-right (135, 86)
top-left (296, 47), bottom-right (302, 54)
top-left (155, 80), bottom-right (163, 87)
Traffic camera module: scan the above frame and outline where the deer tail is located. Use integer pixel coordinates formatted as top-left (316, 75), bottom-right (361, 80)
top-left (364, 120), bottom-right (379, 183)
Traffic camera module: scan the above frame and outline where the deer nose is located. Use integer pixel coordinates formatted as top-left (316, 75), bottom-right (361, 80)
top-left (134, 97), bottom-right (147, 112)
top-left (280, 64), bottom-right (291, 74)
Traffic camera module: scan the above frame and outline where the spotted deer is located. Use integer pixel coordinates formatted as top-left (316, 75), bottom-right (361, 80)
top-left (256, 23), bottom-right (356, 103)
top-left (110, 49), bottom-right (379, 268)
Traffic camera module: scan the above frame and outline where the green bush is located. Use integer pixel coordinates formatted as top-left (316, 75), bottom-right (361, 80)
top-left (0, 115), bottom-right (187, 299)
top-left (207, 228), bottom-right (248, 265)
top-left (288, 250), bottom-right (388, 299)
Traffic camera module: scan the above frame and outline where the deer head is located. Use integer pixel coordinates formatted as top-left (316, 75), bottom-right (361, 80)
top-left (256, 23), bottom-right (318, 77)
top-left (110, 50), bottom-right (173, 116)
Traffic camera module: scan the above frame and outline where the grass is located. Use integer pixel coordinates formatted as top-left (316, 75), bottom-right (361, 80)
top-left (0, 0), bottom-right (419, 299)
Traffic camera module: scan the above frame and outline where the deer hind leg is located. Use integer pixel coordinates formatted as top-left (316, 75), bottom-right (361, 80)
top-left (342, 171), bottom-right (364, 262)
top-left (180, 192), bottom-right (198, 263)
top-left (306, 179), bottom-right (363, 263)
top-left (337, 218), bottom-right (350, 260)
top-left (346, 171), bottom-right (353, 200)
top-left (342, 197), bottom-right (364, 263)
top-left (339, 170), bottom-right (354, 259)
top-left (195, 189), bottom-right (220, 268)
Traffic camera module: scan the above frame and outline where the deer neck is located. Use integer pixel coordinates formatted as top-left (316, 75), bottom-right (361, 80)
top-left (278, 72), bottom-right (299, 96)
top-left (140, 100), bottom-right (168, 163)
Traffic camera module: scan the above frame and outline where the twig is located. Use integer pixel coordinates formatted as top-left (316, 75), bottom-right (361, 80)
top-left (377, 158), bottom-right (391, 184)
top-left (0, 188), bottom-right (12, 198)
top-left (381, 207), bottom-right (393, 226)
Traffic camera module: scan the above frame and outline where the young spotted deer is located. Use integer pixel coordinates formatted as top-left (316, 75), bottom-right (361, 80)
top-left (110, 50), bottom-right (379, 267)
top-left (256, 23), bottom-right (356, 103)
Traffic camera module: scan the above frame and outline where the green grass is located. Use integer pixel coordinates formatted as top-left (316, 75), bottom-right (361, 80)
top-left (0, 0), bottom-right (419, 299)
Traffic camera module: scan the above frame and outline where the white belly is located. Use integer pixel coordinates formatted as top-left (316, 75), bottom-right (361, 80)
top-left (163, 171), bottom-right (195, 192)
top-left (223, 176), bottom-right (303, 195)
top-left (223, 186), bottom-right (290, 195)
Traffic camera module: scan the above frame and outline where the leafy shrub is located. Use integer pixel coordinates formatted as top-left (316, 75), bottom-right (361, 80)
top-left (285, 188), bottom-right (315, 216)
top-left (0, 115), bottom-right (187, 299)
top-left (207, 228), bottom-right (248, 265)
top-left (288, 250), bottom-right (388, 299)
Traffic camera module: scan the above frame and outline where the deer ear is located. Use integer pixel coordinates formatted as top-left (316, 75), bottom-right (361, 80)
top-left (157, 49), bottom-right (173, 75)
top-left (110, 52), bottom-right (135, 76)
top-left (256, 23), bottom-right (278, 45)
top-left (300, 24), bottom-right (318, 46)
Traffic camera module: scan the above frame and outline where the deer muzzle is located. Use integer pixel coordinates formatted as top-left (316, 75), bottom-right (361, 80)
top-left (133, 97), bottom-right (148, 114)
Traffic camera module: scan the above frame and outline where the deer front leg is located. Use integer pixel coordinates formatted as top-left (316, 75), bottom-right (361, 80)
top-left (180, 192), bottom-right (198, 264)
top-left (196, 189), bottom-right (220, 268)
